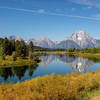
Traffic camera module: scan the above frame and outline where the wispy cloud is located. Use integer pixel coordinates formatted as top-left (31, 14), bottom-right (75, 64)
top-left (71, 7), bottom-right (76, 11)
top-left (93, 14), bottom-right (100, 19)
top-left (71, 0), bottom-right (100, 8)
top-left (12, 0), bottom-right (25, 2)
top-left (0, 6), bottom-right (45, 14)
top-left (87, 6), bottom-right (92, 9)
top-left (47, 12), bottom-right (100, 21)
top-left (37, 9), bottom-right (45, 14)
top-left (0, 6), bottom-right (100, 21)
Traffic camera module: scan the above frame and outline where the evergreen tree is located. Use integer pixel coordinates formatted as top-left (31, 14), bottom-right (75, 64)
top-left (2, 38), bottom-right (12, 55)
top-left (20, 40), bottom-right (27, 58)
top-left (28, 41), bottom-right (34, 59)
top-left (15, 40), bottom-right (27, 58)
top-left (28, 41), bottom-right (34, 53)
top-left (10, 39), bottom-right (15, 52)
top-left (0, 45), bottom-right (6, 60)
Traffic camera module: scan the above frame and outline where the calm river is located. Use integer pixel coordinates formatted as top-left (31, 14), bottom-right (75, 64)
top-left (0, 54), bottom-right (100, 84)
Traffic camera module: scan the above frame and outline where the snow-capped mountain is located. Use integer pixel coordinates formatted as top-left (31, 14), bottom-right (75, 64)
top-left (65, 30), bottom-right (98, 48)
top-left (25, 36), bottom-right (55, 48)
top-left (36, 36), bottom-right (55, 48)
top-left (8, 36), bottom-right (23, 41)
top-left (7, 30), bottom-right (100, 49)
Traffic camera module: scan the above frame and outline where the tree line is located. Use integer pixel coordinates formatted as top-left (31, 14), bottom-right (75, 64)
top-left (66, 47), bottom-right (100, 53)
top-left (0, 38), bottom-right (34, 60)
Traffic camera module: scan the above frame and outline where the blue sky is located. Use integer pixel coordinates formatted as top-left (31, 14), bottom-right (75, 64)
top-left (0, 0), bottom-right (100, 41)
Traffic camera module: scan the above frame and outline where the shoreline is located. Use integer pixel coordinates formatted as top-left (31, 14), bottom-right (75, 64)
top-left (67, 52), bottom-right (100, 58)
top-left (1, 52), bottom-right (100, 68)
top-left (0, 56), bottom-right (41, 68)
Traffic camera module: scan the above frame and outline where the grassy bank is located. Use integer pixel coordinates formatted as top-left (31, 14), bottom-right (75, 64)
top-left (33, 51), bottom-right (100, 59)
top-left (0, 56), bottom-right (41, 68)
top-left (67, 52), bottom-right (100, 62)
top-left (83, 88), bottom-right (100, 100)
top-left (33, 51), bottom-right (67, 55)
top-left (69, 52), bottom-right (100, 58)
top-left (1, 71), bottom-right (100, 100)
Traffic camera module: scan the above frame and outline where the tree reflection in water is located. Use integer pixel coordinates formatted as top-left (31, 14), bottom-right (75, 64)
top-left (0, 63), bottom-right (38, 82)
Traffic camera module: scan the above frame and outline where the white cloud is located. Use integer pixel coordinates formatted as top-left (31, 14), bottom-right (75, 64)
top-left (0, 6), bottom-right (100, 21)
top-left (71, 0), bottom-right (100, 8)
top-left (82, 6), bottom-right (92, 10)
top-left (0, 6), bottom-right (36, 13)
top-left (72, 7), bottom-right (76, 11)
top-left (0, 7), bottom-right (46, 14)
top-left (94, 14), bottom-right (100, 19)
top-left (37, 9), bottom-right (45, 14)
top-left (13, 0), bottom-right (25, 2)
top-left (87, 6), bottom-right (92, 9)
top-left (47, 12), bottom-right (100, 21)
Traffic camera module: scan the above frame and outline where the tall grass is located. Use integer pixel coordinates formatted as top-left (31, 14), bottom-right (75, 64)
top-left (0, 71), bottom-right (100, 100)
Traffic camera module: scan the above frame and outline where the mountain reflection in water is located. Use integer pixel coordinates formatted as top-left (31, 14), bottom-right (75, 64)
top-left (39, 55), bottom-right (94, 73)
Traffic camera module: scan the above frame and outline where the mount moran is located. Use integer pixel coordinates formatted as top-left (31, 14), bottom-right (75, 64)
top-left (8, 30), bottom-right (100, 49)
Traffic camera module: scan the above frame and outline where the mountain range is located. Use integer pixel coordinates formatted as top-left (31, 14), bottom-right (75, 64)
top-left (8, 30), bottom-right (100, 49)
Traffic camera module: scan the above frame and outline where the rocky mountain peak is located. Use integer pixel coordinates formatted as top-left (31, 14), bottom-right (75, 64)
top-left (39, 36), bottom-right (50, 41)
top-left (8, 35), bottom-right (15, 40)
top-left (67, 30), bottom-right (97, 48)
top-left (74, 30), bottom-right (88, 35)
top-left (71, 30), bottom-right (91, 41)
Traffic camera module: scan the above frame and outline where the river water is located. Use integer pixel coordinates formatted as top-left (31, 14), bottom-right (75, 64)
top-left (0, 54), bottom-right (100, 84)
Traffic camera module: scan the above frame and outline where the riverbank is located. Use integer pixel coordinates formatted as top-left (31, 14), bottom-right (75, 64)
top-left (68, 52), bottom-right (100, 58)
top-left (66, 52), bottom-right (100, 62)
top-left (0, 56), bottom-right (41, 68)
top-left (33, 51), bottom-right (100, 58)
top-left (33, 51), bottom-right (67, 55)
top-left (1, 70), bottom-right (100, 100)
